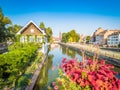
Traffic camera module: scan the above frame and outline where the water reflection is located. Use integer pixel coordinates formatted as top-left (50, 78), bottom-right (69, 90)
top-left (34, 54), bottom-right (54, 90)
top-left (61, 46), bottom-right (66, 55)
top-left (61, 46), bottom-right (76, 58)
top-left (34, 44), bottom-right (120, 90)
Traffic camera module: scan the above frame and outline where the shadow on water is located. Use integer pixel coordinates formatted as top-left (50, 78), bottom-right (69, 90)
top-left (34, 44), bottom-right (120, 90)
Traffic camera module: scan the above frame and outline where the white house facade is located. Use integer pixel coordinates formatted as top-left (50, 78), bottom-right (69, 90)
top-left (107, 32), bottom-right (120, 46)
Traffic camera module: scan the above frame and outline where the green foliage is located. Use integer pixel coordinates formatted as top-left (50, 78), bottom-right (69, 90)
top-left (7, 24), bottom-right (22, 34)
top-left (62, 30), bottom-right (80, 43)
top-left (62, 33), bottom-right (69, 43)
top-left (46, 27), bottom-right (53, 43)
top-left (17, 74), bottom-right (31, 89)
top-left (39, 22), bottom-right (45, 29)
top-left (86, 36), bottom-right (91, 43)
top-left (15, 52), bottom-right (43, 89)
top-left (15, 35), bottom-right (21, 42)
top-left (0, 8), bottom-right (3, 20)
top-left (0, 7), bottom-right (12, 42)
top-left (8, 42), bottom-right (39, 51)
top-left (0, 43), bottom-right (39, 89)
top-left (39, 22), bottom-right (53, 43)
top-left (50, 69), bottom-right (83, 90)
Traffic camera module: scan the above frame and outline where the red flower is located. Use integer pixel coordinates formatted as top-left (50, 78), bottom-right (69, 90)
top-left (100, 60), bottom-right (106, 65)
top-left (71, 73), bottom-right (79, 82)
top-left (60, 58), bottom-right (119, 89)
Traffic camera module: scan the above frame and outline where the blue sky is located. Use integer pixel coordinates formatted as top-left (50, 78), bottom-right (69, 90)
top-left (0, 0), bottom-right (120, 36)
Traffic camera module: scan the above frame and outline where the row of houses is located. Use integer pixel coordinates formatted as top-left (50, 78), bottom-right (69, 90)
top-left (90, 27), bottom-right (120, 46)
top-left (16, 20), bottom-right (120, 47)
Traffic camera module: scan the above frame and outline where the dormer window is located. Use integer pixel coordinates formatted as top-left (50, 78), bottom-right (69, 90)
top-left (30, 29), bottom-right (34, 33)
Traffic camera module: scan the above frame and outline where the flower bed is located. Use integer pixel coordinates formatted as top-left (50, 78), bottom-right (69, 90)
top-left (50, 58), bottom-right (120, 90)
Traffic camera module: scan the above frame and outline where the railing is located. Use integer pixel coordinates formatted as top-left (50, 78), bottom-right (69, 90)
top-left (68, 43), bottom-right (120, 60)
top-left (59, 42), bottom-right (120, 67)
top-left (0, 42), bottom-right (8, 54)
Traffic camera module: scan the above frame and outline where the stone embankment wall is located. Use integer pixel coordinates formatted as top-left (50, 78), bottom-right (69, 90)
top-left (25, 51), bottom-right (48, 90)
top-left (59, 43), bottom-right (120, 68)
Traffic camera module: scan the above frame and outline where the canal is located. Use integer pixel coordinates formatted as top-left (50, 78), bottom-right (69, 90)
top-left (34, 44), bottom-right (120, 90)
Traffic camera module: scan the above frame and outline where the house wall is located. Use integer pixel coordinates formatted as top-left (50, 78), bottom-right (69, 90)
top-left (16, 21), bottom-right (48, 46)
top-left (21, 23), bottom-right (43, 35)
top-left (107, 34), bottom-right (120, 46)
top-left (20, 35), bottom-right (43, 43)
top-left (95, 35), bottom-right (104, 45)
top-left (95, 30), bottom-right (117, 45)
top-left (91, 28), bottom-right (104, 43)
top-left (103, 31), bottom-right (118, 45)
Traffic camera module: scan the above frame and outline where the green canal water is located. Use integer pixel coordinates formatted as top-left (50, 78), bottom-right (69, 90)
top-left (34, 44), bottom-right (120, 90)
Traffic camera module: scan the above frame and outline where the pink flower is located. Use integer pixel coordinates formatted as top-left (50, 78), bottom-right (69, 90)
top-left (71, 73), bottom-right (79, 82)
top-left (62, 58), bottom-right (67, 63)
top-left (52, 82), bottom-right (56, 86)
top-left (52, 66), bottom-right (56, 71)
top-left (60, 58), bottom-right (120, 89)
top-left (54, 85), bottom-right (59, 90)
top-left (100, 60), bottom-right (105, 65)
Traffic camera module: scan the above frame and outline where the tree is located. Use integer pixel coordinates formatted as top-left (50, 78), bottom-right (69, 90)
top-left (61, 30), bottom-right (80, 43)
top-left (39, 22), bottom-right (45, 29)
top-left (76, 33), bottom-right (80, 42)
top-left (68, 30), bottom-right (76, 42)
top-left (7, 24), bottom-right (22, 41)
top-left (62, 33), bottom-right (69, 43)
top-left (39, 22), bottom-right (53, 43)
top-left (86, 36), bottom-right (91, 43)
top-left (0, 8), bottom-right (12, 42)
top-left (8, 24), bottom-right (22, 34)
top-left (46, 27), bottom-right (53, 43)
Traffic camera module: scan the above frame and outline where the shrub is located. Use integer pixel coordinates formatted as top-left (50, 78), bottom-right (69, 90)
top-left (0, 43), bottom-right (39, 89)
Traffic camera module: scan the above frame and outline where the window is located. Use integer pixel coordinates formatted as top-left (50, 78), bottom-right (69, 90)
top-left (30, 29), bottom-right (34, 33)
top-left (20, 36), bottom-right (24, 42)
top-left (29, 36), bottom-right (34, 42)
top-left (25, 36), bottom-right (27, 42)
top-left (37, 36), bottom-right (42, 42)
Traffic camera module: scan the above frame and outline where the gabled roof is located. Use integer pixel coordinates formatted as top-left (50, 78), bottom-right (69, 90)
top-left (16, 20), bottom-right (45, 35)
top-left (108, 31), bottom-right (120, 36)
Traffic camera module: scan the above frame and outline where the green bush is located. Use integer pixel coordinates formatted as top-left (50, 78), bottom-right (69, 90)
top-left (0, 43), bottom-right (39, 89)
